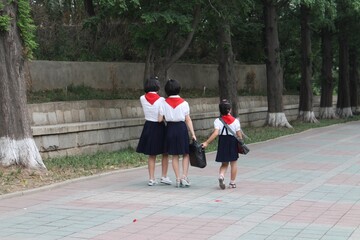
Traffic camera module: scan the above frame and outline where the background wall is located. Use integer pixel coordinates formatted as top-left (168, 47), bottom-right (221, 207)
top-left (27, 61), bottom-right (267, 93)
top-left (28, 96), bottom-right (336, 159)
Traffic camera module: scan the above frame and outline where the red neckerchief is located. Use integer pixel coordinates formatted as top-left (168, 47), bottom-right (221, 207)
top-left (145, 92), bottom-right (160, 105)
top-left (165, 97), bottom-right (185, 109)
top-left (221, 114), bottom-right (236, 124)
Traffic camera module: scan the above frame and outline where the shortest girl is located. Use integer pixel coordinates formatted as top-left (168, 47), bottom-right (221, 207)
top-left (202, 99), bottom-right (243, 189)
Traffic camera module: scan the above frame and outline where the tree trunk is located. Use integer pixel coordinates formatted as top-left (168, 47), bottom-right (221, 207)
top-left (349, 49), bottom-right (360, 114)
top-left (319, 28), bottom-right (336, 119)
top-left (336, 21), bottom-right (352, 118)
top-left (263, 0), bottom-right (291, 128)
top-left (298, 4), bottom-right (318, 123)
top-left (84, 0), bottom-right (95, 17)
top-left (0, 1), bottom-right (46, 169)
top-left (218, 22), bottom-right (239, 117)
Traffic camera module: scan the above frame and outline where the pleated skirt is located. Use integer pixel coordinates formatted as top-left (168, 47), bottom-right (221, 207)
top-left (215, 135), bottom-right (239, 162)
top-left (164, 122), bottom-right (190, 155)
top-left (136, 121), bottom-right (166, 155)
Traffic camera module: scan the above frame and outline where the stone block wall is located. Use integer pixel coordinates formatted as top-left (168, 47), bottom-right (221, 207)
top-left (28, 96), bottom-right (335, 159)
top-left (27, 61), bottom-right (267, 93)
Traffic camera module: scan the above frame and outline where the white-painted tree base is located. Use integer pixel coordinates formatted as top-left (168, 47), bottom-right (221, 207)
top-left (336, 107), bottom-right (353, 118)
top-left (266, 112), bottom-right (292, 128)
top-left (318, 107), bottom-right (337, 119)
top-left (0, 137), bottom-right (46, 169)
top-left (352, 106), bottom-right (360, 114)
top-left (298, 111), bottom-right (319, 123)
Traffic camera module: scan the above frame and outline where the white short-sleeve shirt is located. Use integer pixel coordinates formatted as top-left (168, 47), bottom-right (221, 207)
top-left (139, 92), bottom-right (165, 122)
top-left (214, 117), bottom-right (241, 136)
top-left (159, 95), bottom-right (190, 122)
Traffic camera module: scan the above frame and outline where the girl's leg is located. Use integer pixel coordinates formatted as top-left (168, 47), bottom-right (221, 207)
top-left (180, 154), bottom-right (191, 187)
top-left (219, 162), bottom-right (229, 178)
top-left (148, 155), bottom-right (156, 180)
top-left (172, 155), bottom-right (180, 186)
top-left (160, 154), bottom-right (172, 184)
top-left (161, 154), bottom-right (169, 177)
top-left (182, 154), bottom-right (190, 178)
top-left (147, 155), bottom-right (157, 186)
top-left (218, 162), bottom-right (229, 189)
top-left (230, 160), bottom-right (238, 183)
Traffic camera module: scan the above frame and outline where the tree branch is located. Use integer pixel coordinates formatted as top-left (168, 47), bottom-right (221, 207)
top-left (276, 0), bottom-right (291, 9)
top-left (165, 5), bottom-right (201, 69)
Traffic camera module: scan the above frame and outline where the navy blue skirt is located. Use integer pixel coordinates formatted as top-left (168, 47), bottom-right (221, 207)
top-left (136, 121), bottom-right (166, 155)
top-left (215, 135), bottom-right (239, 162)
top-left (164, 122), bottom-right (190, 155)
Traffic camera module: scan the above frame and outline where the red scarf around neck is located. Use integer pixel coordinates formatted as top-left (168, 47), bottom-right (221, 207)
top-left (145, 92), bottom-right (160, 105)
top-left (165, 97), bottom-right (185, 109)
top-left (221, 114), bottom-right (235, 124)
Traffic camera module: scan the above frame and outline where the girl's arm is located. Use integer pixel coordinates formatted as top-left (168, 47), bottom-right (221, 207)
top-left (185, 115), bottom-right (196, 140)
top-left (158, 114), bottom-right (164, 122)
top-left (236, 130), bottom-right (243, 141)
top-left (202, 129), bottom-right (219, 148)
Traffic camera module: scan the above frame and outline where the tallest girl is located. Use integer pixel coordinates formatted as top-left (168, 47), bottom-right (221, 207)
top-left (159, 79), bottom-right (197, 188)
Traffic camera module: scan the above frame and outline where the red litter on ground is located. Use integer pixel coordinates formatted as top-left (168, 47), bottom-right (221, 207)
top-left (215, 200), bottom-right (222, 202)
top-left (133, 219), bottom-right (137, 222)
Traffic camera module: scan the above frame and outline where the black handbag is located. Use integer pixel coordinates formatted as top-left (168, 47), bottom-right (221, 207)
top-left (189, 139), bottom-right (207, 168)
top-left (237, 140), bottom-right (250, 155)
top-left (219, 117), bottom-right (250, 155)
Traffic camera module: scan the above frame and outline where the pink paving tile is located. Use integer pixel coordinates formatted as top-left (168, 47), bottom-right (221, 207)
top-left (238, 167), bottom-right (256, 174)
top-left (238, 181), bottom-right (303, 197)
top-left (327, 173), bottom-right (360, 186)
top-left (69, 200), bottom-right (149, 210)
top-left (94, 231), bottom-right (132, 240)
top-left (271, 201), bottom-right (359, 227)
top-left (316, 149), bottom-right (357, 156)
top-left (286, 142), bottom-right (323, 148)
top-left (271, 201), bottom-right (326, 223)
top-left (252, 152), bottom-right (294, 160)
top-left (336, 219), bottom-right (360, 228)
top-left (280, 162), bottom-right (338, 171)
top-left (313, 216), bottom-right (339, 225)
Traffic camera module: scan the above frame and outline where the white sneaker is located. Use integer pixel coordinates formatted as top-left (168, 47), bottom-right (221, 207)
top-left (218, 177), bottom-right (225, 190)
top-left (160, 176), bottom-right (172, 185)
top-left (148, 179), bottom-right (157, 186)
top-left (180, 177), bottom-right (191, 187)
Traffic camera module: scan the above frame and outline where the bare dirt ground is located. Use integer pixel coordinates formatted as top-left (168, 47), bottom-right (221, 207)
top-left (0, 166), bottom-right (115, 196)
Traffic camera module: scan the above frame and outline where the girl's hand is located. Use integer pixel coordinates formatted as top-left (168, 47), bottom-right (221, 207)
top-left (201, 142), bottom-right (208, 148)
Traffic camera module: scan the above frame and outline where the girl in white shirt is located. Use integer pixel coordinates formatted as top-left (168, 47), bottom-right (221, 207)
top-left (202, 99), bottom-right (243, 189)
top-left (136, 77), bottom-right (171, 186)
top-left (159, 79), bottom-right (196, 188)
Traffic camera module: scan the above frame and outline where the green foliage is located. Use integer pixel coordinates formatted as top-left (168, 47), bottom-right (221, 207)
top-left (27, 84), bottom-right (146, 103)
top-left (0, 15), bottom-right (11, 32)
top-left (130, 1), bottom-right (200, 51)
top-left (27, 85), bottom-right (221, 103)
top-left (17, 0), bottom-right (38, 58)
top-left (0, 2), bottom-right (11, 32)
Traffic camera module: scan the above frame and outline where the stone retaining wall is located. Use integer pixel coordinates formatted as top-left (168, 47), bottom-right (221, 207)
top-left (29, 96), bottom-right (333, 159)
top-left (27, 61), bottom-right (267, 93)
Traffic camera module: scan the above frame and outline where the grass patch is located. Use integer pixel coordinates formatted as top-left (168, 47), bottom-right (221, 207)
top-left (45, 148), bottom-right (147, 173)
top-left (27, 85), bottom-right (221, 103)
top-left (47, 114), bottom-right (360, 172)
top-left (27, 85), bottom-right (145, 103)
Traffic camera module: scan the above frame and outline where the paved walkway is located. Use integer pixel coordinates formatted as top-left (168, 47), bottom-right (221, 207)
top-left (1, 121), bottom-right (360, 240)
